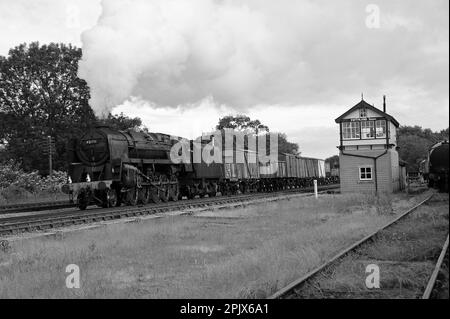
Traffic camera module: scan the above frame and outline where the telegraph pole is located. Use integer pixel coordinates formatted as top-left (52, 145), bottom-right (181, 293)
top-left (41, 136), bottom-right (55, 176)
top-left (48, 135), bottom-right (53, 176)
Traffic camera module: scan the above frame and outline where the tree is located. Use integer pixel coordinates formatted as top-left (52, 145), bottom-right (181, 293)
top-left (0, 42), bottom-right (147, 173)
top-left (215, 114), bottom-right (299, 155)
top-left (216, 114), bottom-right (268, 132)
top-left (99, 112), bottom-right (147, 132)
top-left (0, 42), bottom-right (95, 173)
top-left (437, 128), bottom-right (449, 141)
top-left (397, 125), bottom-right (449, 171)
top-left (276, 133), bottom-right (300, 155)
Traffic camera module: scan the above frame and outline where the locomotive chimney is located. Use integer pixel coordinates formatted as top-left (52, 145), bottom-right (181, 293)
top-left (383, 95), bottom-right (386, 113)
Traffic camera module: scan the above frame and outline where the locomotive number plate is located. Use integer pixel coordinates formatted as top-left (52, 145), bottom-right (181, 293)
top-left (85, 139), bottom-right (98, 145)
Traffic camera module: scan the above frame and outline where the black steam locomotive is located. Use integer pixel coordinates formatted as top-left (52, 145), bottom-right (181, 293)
top-left (62, 126), bottom-right (332, 210)
top-left (426, 140), bottom-right (449, 192)
top-left (62, 126), bottom-right (183, 209)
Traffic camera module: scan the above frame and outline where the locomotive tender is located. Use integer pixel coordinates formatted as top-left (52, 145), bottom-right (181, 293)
top-left (62, 126), bottom-right (333, 210)
top-left (426, 140), bottom-right (449, 192)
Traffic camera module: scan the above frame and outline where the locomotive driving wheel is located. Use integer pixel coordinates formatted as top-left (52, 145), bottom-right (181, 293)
top-left (126, 187), bottom-right (139, 206)
top-left (137, 188), bottom-right (147, 204)
top-left (169, 184), bottom-right (179, 201)
top-left (159, 185), bottom-right (170, 202)
top-left (147, 187), bottom-right (161, 204)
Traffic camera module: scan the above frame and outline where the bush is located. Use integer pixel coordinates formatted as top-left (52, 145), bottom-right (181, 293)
top-left (0, 160), bottom-right (68, 203)
top-left (0, 160), bottom-right (22, 188)
top-left (41, 170), bottom-right (68, 194)
top-left (1, 160), bottom-right (42, 193)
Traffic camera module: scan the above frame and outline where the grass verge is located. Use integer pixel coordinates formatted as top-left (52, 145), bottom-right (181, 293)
top-left (0, 190), bottom-right (434, 298)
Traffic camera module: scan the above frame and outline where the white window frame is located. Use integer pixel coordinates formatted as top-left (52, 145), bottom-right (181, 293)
top-left (359, 166), bottom-right (373, 181)
top-left (361, 121), bottom-right (375, 139)
top-left (342, 121), bottom-right (360, 140)
top-left (375, 120), bottom-right (386, 138)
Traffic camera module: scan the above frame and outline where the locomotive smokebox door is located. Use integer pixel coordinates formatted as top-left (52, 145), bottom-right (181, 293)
top-left (77, 129), bottom-right (110, 166)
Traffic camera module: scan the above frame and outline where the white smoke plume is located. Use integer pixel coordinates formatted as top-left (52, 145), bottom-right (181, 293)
top-left (78, 0), bottom-right (448, 117)
top-left (79, 0), bottom-right (276, 117)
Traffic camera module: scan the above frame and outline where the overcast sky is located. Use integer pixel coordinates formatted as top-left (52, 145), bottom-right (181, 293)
top-left (0, 0), bottom-right (448, 159)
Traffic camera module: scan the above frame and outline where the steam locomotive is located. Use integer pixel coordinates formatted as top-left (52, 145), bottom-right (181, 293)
top-left (62, 126), bottom-right (334, 210)
top-left (425, 140), bottom-right (449, 192)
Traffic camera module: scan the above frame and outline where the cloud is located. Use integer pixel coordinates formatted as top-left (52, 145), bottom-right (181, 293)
top-left (78, 0), bottom-right (448, 118)
top-left (0, 0), bottom-right (101, 55)
top-left (0, 0), bottom-right (446, 158)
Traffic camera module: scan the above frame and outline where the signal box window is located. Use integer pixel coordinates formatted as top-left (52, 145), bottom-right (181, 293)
top-left (359, 166), bottom-right (373, 180)
top-left (359, 108), bottom-right (367, 118)
top-left (361, 121), bottom-right (375, 139)
top-left (342, 122), bottom-right (360, 139)
top-left (376, 120), bottom-right (386, 138)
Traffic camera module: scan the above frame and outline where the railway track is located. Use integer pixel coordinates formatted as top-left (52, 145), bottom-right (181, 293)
top-left (422, 235), bottom-right (449, 299)
top-left (0, 183), bottom-right (338, 215)
top-left (0, 200), bottom-right (75, 215)
top-left (0, 184), bottom-right (339, 237)
top-left (269, 193), bottom-right (449, 299)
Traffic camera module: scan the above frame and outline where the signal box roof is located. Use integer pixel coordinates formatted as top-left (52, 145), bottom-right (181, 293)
top-left (334, 99), bottom-right (399, 127)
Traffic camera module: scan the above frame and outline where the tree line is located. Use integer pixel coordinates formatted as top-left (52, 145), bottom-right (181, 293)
top-left (397, 126), bottom-right (449, 171)
top-left (0, 42), bottom-right (146, 174)
top-left (215, 114), bottom-right (299, 155)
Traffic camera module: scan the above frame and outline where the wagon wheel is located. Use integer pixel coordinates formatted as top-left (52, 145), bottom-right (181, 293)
top-left (202, 183), bottom-right (211, 197)
top-left (221, 184), bottom-right (229, 196)
top-left (107, 188), bottom-right (118, 207)
top-left (126, 188), bottom-right (139, 206)
top-left (205, 183), bottom-right (213, 197)
top-left (227, 184), bottom-right (234, 196)
top-left (159, 185), bottom-right (170, 202)
top-left (187, 185), bottom-right (196, 199)
top-left (170, 184), bottom-right (179, 202)
top-left (208, 183), bottom-right (217, 197)
top-left (239, 182), bottom-right (247, 194)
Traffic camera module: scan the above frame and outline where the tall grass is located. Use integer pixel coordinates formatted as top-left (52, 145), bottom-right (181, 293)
top-left (295, 194), bottom-right (449, 298)
top-left (0, 191), bottom-right (433, 298)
